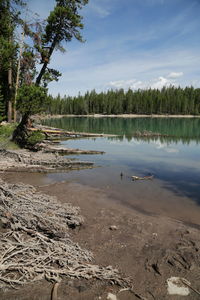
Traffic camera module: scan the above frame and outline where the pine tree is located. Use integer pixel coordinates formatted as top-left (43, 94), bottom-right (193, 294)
top-left (36, 0), bottom-right (89, 86)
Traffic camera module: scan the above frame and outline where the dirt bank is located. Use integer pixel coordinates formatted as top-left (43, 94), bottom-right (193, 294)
top-left (1, 173), bottom-right (200, 300)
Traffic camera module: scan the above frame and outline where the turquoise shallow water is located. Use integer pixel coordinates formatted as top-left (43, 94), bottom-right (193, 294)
top-left (43, 117), bottom-right (200, 224)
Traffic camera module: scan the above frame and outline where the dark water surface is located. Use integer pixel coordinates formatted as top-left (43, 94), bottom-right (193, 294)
top-left (43, 117), bottom-right (200, 224)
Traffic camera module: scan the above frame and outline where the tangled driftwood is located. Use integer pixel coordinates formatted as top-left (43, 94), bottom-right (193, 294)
top-left (0, 149), bottom-right (94, 173)
top-left (0, 180), bottom-right (127, 290)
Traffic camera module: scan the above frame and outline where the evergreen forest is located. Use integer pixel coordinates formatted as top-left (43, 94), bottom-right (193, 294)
top-left (47, 86), bottom-right (200, 116)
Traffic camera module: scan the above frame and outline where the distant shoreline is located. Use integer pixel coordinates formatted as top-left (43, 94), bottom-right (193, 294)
top-left (35, 113), bottom-right (200, 120)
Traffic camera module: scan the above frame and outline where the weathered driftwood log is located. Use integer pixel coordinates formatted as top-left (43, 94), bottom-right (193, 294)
top-left (29, 125), bottom-right (117, 139)
top-left (132, 175), bottom-right (154, 181)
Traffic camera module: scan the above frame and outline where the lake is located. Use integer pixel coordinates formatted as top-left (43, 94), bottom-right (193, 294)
top-left (42, 117), bottom-right (200, 226)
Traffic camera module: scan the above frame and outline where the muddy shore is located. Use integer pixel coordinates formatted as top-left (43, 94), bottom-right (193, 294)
top-left (1, 170), bottom-right (200, 300)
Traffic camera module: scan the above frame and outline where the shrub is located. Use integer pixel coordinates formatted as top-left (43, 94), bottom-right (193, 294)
top-left (0, 124), bottom-right (16, 138)
top-left (0, 124), bottom-right (19, 149)
top-left (26, 131), bottom-right (45, 146)
top-left (16, 85), bottom-right (49, 116)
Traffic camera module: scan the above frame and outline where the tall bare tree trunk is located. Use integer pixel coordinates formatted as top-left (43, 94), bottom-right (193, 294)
top-left (13, 31), bottom-right (25, 122)
top-left (7, 0), bottom-right (13, 123)
top-left (7, 62), bottom-right (12, 123)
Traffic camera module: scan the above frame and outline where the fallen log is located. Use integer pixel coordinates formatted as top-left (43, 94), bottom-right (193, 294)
top-left (29, 127), bottom-right (70, 135)
top-left (29, 125), bottom-right (117, 138)
top-left (132, 175), bottom-right (154, 181)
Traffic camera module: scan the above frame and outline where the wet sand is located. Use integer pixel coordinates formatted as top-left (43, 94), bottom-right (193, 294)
top-left (1, 172), bottom-right (200, 299)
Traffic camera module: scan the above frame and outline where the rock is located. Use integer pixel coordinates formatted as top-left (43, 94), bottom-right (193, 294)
top-left (167, 277), bottom-right (190, 296)
top-left (109, 225), bottom-right (118, 231)
top-left (107, 293), bottom-right (117, 300)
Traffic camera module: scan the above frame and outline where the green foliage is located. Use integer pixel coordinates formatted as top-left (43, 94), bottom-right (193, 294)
top-left (16, 84), bottom-right (49, 115)
top-left (42, 68), bottom-right (62, 88)
top-left (44, 0), bottom-right (88, 44)
top-left (0, 123), bottom-right (19, 149)
top-left (0, 123), bottom-right (16, 138)
top-left (46, 86), bottom-right (200, 116)
top-left (26, 131), bottom-right (45, 146)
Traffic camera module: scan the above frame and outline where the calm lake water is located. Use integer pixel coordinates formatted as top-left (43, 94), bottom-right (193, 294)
top-left (43, 117), bottom-right (200, 225)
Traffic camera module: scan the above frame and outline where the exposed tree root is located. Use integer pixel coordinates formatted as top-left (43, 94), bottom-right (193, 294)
top-left (0, 180), bottom-right (128, 290)
top-left (51, 282), bottom-right (60, 300)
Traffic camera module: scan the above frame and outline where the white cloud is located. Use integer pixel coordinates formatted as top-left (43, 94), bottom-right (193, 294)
top-left (167, 72), bottom-right (184, 78)
top-left (109, 79), bottom-right (143, 90)
top-left (107, 76), bottom-right (176, 92)
top-left (151, 76), bottom-right (173, 89)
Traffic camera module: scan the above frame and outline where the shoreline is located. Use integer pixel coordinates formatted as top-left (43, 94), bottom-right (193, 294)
top-left (34, 113), bottom-right (200, 121)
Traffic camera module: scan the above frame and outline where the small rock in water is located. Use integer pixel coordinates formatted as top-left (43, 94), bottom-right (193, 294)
top-left (107, 292), bottom-right (117, 300)
top-left (109, 225), bottom-right (118, 231)
top-left (167, 277), bottom-right (190, 296)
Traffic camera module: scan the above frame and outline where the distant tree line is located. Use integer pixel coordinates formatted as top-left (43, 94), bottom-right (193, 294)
top-left (47, 86), bottom-right (200, 115)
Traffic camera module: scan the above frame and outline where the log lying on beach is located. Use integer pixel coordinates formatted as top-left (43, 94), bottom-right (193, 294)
top-left (0, 179), bottom-right (127, 290)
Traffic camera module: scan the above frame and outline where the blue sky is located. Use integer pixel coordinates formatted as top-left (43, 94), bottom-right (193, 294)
top-left (26, 0), bottom-right (200, 96)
